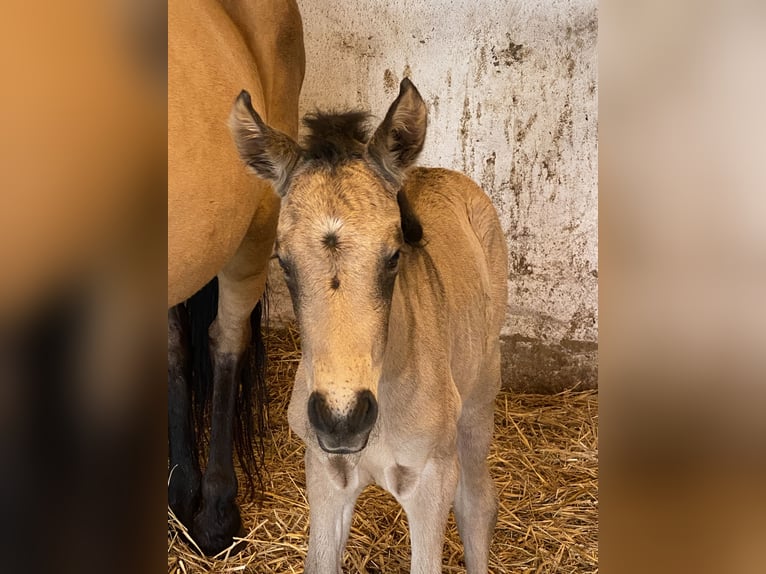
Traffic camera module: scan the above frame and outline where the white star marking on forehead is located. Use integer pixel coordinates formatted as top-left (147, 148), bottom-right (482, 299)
top-left (320, 215), bottom-right (344, 236)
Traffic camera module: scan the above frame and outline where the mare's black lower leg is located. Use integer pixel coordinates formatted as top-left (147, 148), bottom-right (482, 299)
top-left (168, 305), bottom-right (201, 527)
top-left (191, 350), bottom-right (244, 555)
top-left (188, 262), bottom-right (270, 555)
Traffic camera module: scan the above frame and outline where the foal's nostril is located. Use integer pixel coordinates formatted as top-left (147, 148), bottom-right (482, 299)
top-left (307, 392), bottom-right (334, 434)
top-left (349, 390), bottom-right (378, 434)
top-left (307, 389), bottom-right (378, 438)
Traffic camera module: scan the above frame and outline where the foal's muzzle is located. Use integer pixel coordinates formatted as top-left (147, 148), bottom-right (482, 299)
top-left (307, 389), bottom-right (378, 454)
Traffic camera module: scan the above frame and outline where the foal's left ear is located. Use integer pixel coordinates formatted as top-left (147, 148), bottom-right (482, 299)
top-left (229, 90), bottom-right (301, 196)
top-left (368, 78), bottom-right (427, 184)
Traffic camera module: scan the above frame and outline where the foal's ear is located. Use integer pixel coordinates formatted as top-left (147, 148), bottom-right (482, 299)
top-left (368, 78), bottom-right (427, 183)
top-left (229, 90), bottom-right (301, 196)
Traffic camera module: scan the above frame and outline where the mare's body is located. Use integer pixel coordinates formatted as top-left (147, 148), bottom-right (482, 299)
top-left (168, 0), bottom-right (304, 555)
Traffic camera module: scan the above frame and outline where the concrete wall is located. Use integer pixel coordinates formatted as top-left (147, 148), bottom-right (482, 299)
top-left (269, 0), bottom-right (598, 392)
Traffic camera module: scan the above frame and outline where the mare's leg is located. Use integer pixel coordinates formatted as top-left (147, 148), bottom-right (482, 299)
top-left (190, 271), bottom-right (265, 555)
top-left (191, 192), bottom-right (279, 555)
top-left (304, 450), bottom-right (366, 574)
top-left (168, 304), bottom-right (201, 526)
top-left (398, 455), bottom-right (459, 574)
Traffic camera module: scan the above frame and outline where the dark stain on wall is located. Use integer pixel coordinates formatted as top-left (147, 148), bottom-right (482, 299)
top-left (509, 164), bottom-right (521, 209)
top-left (541, 159), bottom-right (556, 182)
top-left (430, 94), bottom-right (440, 115)
top-left (338, 32), bottom-right (378, 57)
top-left (565, 54), bottom-right (576, 78)
top-left (515, 112), bottom-right (538, 143)
top-left (475, 44), bottom-right (488, 82)
top-left (501, 334), bottom-right (598, 393)
top-left (510, 251), bottom-right (534, 276)
top-left (539, 96), bottom-right (574, 201)
top-left (459, 95), bottom-right (471, 173)
top-left (491, 33), bottom-right (530, 67)
top-left (509, 163), bottom-right (522, 210)
top-left (557, 97), bottom-right (574, 143)
top-left (481, 151), bottom-right (496, 197)
top-left (566, 12), bottom-right (598, 42)
top-left (566, 306), bottom-right (597, 340)
top-left (383, 68), bottom-right (397, 94)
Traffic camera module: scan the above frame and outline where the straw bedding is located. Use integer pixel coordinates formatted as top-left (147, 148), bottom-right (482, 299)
top-left (168, 325), bottom-right (598, 573)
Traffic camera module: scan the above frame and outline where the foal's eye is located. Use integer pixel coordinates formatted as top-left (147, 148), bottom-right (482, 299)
top-left (277, 256), bottom-right (292, 276)
top-left (386, 250), bottom-right (401, 270)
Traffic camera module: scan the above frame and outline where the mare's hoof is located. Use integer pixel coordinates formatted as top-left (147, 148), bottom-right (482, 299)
top-left (168, 481), bottom-right (201, 527)
top-left (168, 465), bottom-right (202, 527)
top-left (191, 501), bottom-right (244, 556)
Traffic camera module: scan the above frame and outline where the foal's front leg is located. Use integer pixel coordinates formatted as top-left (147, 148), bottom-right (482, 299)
top-left (304, 450), bottom-right (366, 574)
top-left (399, 455), bottom-right (459, 574)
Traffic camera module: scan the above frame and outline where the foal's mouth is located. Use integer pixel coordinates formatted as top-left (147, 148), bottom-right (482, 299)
top-left (316, 434), bottom-right (370, 455)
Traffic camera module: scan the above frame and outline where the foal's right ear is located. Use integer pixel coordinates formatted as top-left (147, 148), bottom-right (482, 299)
top-left (229, 90), bottom-right (301, 196)
top-left (368, 78), bottom-right (427, 185)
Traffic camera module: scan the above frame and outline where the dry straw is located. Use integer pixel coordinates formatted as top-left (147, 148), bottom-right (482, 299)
top-left (168, 324), bottom-right (598, 573)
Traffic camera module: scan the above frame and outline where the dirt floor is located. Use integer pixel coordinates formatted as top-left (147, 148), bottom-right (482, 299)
top-left (168, 326), bottom-right (598, 573)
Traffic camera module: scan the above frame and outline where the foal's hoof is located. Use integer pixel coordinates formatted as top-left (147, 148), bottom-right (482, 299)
top-left (191, 501), bottom-right (244, 556)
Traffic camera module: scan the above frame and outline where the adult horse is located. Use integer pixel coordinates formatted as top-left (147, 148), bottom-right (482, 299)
top-left (168, 0), bottom-right (304, 555)
top-left (230, 78), bottom-right (508, 573)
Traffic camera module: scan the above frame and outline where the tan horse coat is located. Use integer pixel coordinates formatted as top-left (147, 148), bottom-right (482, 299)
top-left (168, 0), bottom-right (304, 308)
top-left (168, 0), bottom-right (304, 556)
top-left (230, 79), bottom-right (507, 573)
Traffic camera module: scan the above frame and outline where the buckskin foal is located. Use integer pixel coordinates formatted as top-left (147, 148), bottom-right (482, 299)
top-left (230, 78), bottom-right (507, 573)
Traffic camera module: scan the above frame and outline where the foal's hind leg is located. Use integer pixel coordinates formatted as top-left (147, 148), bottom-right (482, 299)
top-left (454, 396), bottom-right (499, 572)
top-left (168, 305), bottom-right (201, 526)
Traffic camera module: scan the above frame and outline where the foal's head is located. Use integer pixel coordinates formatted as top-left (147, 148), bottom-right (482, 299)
top-left (230, 79), bottom-right (427, 454)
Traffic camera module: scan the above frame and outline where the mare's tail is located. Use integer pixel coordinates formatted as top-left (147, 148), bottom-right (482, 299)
top-left (186, 278), bottom-right (268, 496)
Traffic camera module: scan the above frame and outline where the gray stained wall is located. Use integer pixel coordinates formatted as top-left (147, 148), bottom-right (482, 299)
top-left (269, 0), bottom-right (598, 392)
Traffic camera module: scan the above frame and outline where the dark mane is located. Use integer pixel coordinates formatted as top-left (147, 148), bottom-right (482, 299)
top-left (301, 111), bottom-right (373, 166)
